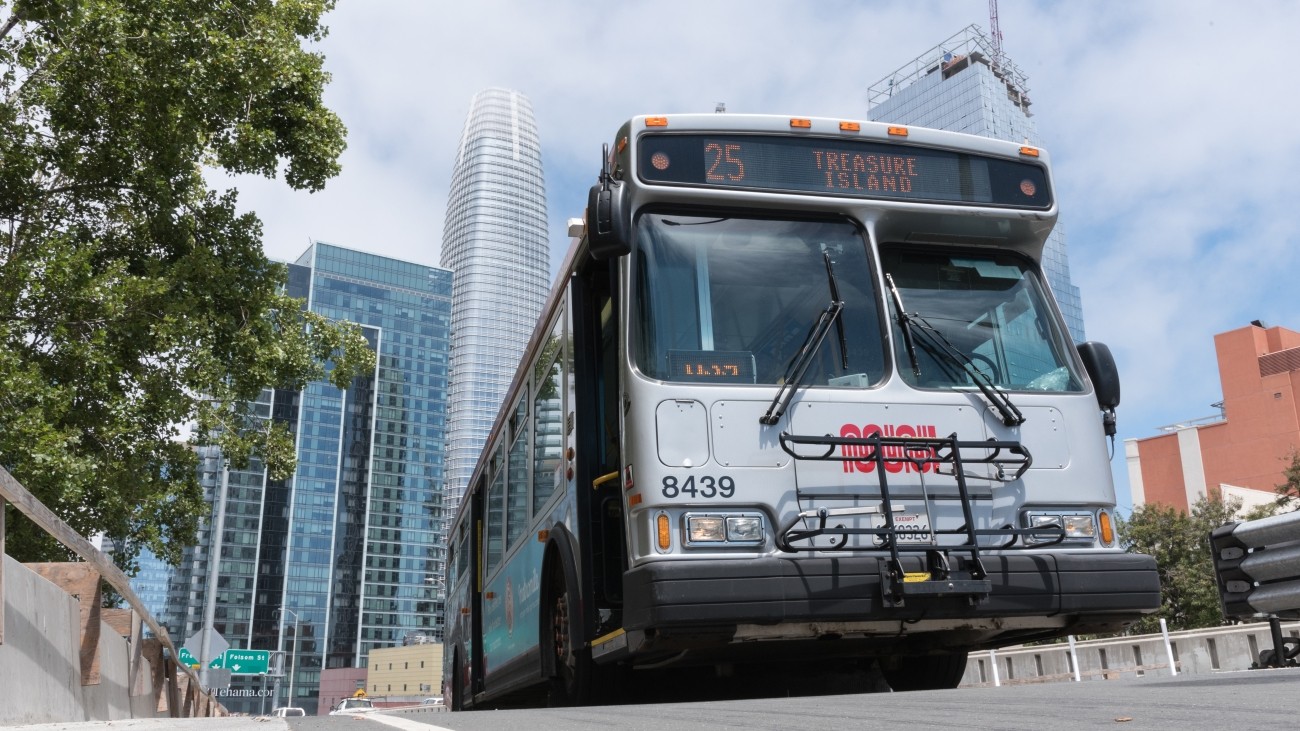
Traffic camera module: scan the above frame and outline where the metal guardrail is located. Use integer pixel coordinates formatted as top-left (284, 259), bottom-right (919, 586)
top-left (1211, 510), bottom-right (1300, 667)
top-left (0, 464), bottom-right (224, 716)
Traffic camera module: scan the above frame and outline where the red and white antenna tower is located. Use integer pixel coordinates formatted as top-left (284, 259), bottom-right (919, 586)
top-left (988, 0), bottom-right (1005, 70)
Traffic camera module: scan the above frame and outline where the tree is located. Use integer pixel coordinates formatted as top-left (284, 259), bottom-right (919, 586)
top-left (1119, 494), bottom-right (1246, 633)
top-left (0, 0), bottom-right (373, 568)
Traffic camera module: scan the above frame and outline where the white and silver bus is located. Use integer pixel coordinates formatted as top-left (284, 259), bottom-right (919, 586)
top-left (443, 114), bottom-right (1159, 708)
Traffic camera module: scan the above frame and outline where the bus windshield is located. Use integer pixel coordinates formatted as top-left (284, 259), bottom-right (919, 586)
top-left (634, 213), bottom-right (885, 387)
top-left (881, 247), bottom-right (1083, 393)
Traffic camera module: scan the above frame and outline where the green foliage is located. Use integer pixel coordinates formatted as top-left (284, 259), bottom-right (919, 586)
top-left (1118, 494), bottom-right (1243, 633)
top-left (0, 0), bottom-right (372, 568)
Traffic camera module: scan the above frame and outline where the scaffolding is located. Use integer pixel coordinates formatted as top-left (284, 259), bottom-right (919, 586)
top-left (867, 24), bottom-right (1032, 116)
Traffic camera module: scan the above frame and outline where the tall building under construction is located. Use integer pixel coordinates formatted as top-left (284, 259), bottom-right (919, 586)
top-left (867, 25), bottom-right (1086, 342)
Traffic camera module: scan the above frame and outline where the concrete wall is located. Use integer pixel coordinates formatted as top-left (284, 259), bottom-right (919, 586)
top-left (961, 621), bottom-right (1300, 687)
top-left (1, 554), bottom-right (86, 724)
top-left (0, 556), bottom-right (159, 724)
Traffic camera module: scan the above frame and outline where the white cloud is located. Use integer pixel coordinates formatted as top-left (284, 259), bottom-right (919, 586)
top-left (229, 0), bottom-right (1300, 509)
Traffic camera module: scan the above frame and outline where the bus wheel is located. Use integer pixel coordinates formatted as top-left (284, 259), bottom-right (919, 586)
top-left (547, 563), bottom-right (589, 705)
top-left (880, 651), bottom-right (969, 692)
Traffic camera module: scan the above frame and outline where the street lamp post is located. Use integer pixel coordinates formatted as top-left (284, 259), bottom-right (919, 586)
top-left (276, 608), bottom-right (299, 709)
top-left (199, 458), bottom-right (230, 690)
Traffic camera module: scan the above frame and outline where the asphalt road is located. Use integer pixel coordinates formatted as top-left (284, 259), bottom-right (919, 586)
top-left (284, 668), bottom-right (1298, 731)
top-left (11, 671), bottom-right (1296, 730)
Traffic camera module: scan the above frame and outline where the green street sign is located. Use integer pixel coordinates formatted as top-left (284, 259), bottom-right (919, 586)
top-left (208, 654), bottom-right (224, 669)
top-left (221, 649), bottom-right (271, 675)
top-left (177, 647), bottom-right (199, 668)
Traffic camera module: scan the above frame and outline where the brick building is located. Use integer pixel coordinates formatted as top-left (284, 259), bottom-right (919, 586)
top-left (1126, 322), bottom-right (1300, 512)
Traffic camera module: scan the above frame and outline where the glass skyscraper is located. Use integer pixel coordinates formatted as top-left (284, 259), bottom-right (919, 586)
top-left (440, 88), bottom-right (551, 510)
top-left (158, 243), bottom-right (453, 714)
top-left (867, 25), bottom-right (1086, 342)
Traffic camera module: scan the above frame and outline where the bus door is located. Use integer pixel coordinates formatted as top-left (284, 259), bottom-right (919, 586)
top-left (470, 476), bottom-right (486, 698)
top-left (572, 255), bottom-right (625, 632)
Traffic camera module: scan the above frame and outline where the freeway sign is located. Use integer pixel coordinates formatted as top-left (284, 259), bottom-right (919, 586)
top-left (222, 649), bottom-right (272, 674)
top-left (177, 647), bottom-right (200, 668)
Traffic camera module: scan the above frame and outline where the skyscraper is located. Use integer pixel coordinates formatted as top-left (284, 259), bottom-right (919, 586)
top-left (440, 88), bottom-right (551, 510)
top-left (867, 25), bottom-right (1086, 342)
top-left (161, 242), bottom-right (453, 715)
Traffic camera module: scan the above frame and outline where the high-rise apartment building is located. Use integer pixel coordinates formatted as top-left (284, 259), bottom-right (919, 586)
top-left (158, 242), bottom-right (453, 714)
top-left (440, 88), bottom-right (551, 510)
top-left (867, 25), bottom-right (1086, 342)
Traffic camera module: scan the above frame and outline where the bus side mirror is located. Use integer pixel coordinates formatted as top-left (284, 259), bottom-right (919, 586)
top-left (1077, 341), bottom-right (1120, 437)
top-left (586, 181), bottom-right (630, 260)
top-left (587, 143), bottom-right (630, 261)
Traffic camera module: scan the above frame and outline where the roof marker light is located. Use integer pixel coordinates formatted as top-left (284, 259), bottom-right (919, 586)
top-left (790, 118), bottom-right (812, 129)
top-left (645, 117), bottom-right (669, 127)
top-left (1019, 146), bottom-right (1040, 157)
top-left (840, 121), bottom-right (861, 132)
top-left (887, 126), bottom-right (908, 137)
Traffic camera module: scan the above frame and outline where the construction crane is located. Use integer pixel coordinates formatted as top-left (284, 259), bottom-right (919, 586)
top-left (988, 0), bottom-right (1005, 71)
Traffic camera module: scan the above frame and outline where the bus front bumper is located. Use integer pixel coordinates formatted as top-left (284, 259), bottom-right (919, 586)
top-left (622, 552), bottom-right (1160, 643)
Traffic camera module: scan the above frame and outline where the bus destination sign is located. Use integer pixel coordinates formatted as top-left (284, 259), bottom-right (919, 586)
top-left (638, 133), bottom-right (1050, 209)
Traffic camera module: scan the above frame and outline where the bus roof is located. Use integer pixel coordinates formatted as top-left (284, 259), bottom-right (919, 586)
top-left (621, 113), bottom-right (1050, 163)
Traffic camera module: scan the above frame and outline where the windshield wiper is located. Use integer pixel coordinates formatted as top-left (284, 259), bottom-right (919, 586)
top-left (759, 252), bottom-right (845, 425)
top-left (908, 315), bottom-right (1025, 427)
top-left (886, 274), bottom-right (920, 379)
top-left (886, 278), bottom-right (1025, 427)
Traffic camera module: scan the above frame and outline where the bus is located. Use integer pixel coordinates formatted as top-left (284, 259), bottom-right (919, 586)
top-left (443, 114), bottom-right (1160, 708)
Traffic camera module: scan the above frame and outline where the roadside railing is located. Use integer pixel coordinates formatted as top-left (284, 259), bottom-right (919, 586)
top-left (1211, 509), bottom-right (1300, 667)
top-left (0, 464), bottom-right (224, 718)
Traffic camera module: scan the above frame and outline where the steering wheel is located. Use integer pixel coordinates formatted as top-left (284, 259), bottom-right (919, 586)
top-left (969, 353), bottom-right (1001, 384)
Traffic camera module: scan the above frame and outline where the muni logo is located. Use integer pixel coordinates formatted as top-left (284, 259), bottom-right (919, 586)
top-left (840, 423), bottom-right (939, 474)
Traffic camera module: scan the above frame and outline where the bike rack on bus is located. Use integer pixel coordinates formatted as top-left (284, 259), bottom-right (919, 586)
top-left (774, 431), bottom-right (1064, 606)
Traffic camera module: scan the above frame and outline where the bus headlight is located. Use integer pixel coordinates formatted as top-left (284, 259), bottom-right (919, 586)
top-left (726, 516), bottom-right (763, 542)
top-left (687, 516), bottom-right (726, 542)
top-left (1026, 512), bottom-right (1097, 544)
top-left (684, 513), bottom-right (765, 547)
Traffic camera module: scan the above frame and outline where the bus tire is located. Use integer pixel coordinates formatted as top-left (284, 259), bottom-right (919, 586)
top-left (546, 558), bottom-right (590, 706)
top-left (880, 651), bottom-right (969, 692)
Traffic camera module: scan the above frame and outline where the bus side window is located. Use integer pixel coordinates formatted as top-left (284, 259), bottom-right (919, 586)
top-left (506, 394), bottom-right (529, 549)
top-left (485, 448), bottom-right (505, 575)
top-left (533, 317), bottom-right (565, 514)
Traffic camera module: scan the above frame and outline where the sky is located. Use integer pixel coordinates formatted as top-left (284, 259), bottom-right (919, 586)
top-left (222, 0), bottom-right (1300, 513)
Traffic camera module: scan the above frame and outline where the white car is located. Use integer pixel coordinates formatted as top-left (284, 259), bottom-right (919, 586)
top-left (329, 697), bottom-right (376, 715)
top-left (271, 707), bottom-right (305, 717)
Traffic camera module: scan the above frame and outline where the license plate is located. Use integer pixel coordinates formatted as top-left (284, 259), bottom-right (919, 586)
top-left (871, 512), bottom-right (934, 545)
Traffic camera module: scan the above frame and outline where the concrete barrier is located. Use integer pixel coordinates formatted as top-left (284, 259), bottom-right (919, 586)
top-left (1, 465), bottom-right (224, 724)
top-left (961, 620), bottom-right (1300, 687)
top-left (0, 555), bottom-right (84, 724)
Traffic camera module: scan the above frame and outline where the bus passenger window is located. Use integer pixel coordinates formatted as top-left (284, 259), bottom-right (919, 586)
top-left (533, 319), bottom-right (565, 514)
top-left (486, 458), bottom-right (504, 574)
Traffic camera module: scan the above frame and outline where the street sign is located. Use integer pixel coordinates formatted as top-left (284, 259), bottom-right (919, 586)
top-left (182, 629), bottom-right (229, 667)
top-left (222, 649), bottom-right (272, 674)
top-left (177, 647), bottom-right (200, 668)
top-left (205, 668), bottom-right (231, 691)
